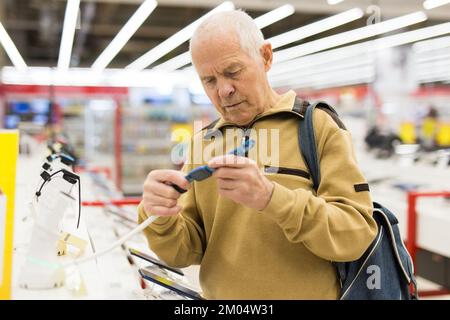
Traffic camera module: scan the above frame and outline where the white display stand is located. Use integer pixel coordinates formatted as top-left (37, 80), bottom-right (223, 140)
top-left (11, 147), bottom-right (200, 299)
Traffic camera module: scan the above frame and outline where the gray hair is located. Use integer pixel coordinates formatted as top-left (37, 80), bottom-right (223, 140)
top-left (189, 9), bottom-right (265, 61)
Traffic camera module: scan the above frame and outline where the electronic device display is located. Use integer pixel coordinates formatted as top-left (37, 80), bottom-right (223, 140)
top-left (139, 266), bottom-right (204, 300)
top-left (5, 100), bottom-right (51, 128)
top-left (4, 115), bottom-right (20, 129)
top-left (129, 248), bottom-right (184, 276)
top-left (10, 101), bottom-right (31, 114)
top-left (31, 99), bottom-right (50, 114)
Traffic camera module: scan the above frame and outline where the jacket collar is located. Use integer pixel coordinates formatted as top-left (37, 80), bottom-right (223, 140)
top-left (208, 90), bottom-right (303, 134)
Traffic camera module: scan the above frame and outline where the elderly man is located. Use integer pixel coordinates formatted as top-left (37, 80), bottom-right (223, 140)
top-left (138, 10), bottom-right (377, 299)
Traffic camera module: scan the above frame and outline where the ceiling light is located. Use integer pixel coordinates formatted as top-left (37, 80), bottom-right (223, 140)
top-left (272, 19), bottom-right (450, 79)
top-left (415, 52), bottom-right (450, 63)
top-left (328, 0), bottom-right (345, 5)
top-left (253, 4), bottom-right (295, 29)
top-left (412, 35), bottom-right (450, 53)
top-left (268, 8), bottom-right (363, 49)
top-left (270, 57), bottom-right (374, 84)
top-left (274, 11), bottom-right (427, 63)
top-left (153, 7), bottom-right (362, 72)
top-left (92, 0), bottom-right (157, 71)
top-left (57, 0), bottom-right (80, 70)
top-left (276, 66), bottom-right (375, 89)
top-left (0, 22), bottom-right (27, 70)
top-left (126, 1), bottom-right (234, 71)
top-left (423, 0), bottom-right (450, 10)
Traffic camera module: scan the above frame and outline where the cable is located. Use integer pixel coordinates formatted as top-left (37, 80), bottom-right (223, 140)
top-left (61, 214), bottom-right (158, 268)
top-left (77, 179), bottom-right (81, 229)
top-left (36, 169), bottom-right (82, 230)
top-left (35, 169), bottom-right (65, 197)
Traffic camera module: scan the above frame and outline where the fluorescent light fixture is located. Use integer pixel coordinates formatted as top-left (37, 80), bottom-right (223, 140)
top-left (328, 0), bottom-right (345, 5)
top-left (416, 61), bottom-right (450, 78)
top-left (417, 74), bottom-right (450, 83)
top-left (92, 0), bottom-right (157, 71)
top-left (253, 4), bottom-right (295, 29)
top-left (153, 7), bottom-right (361, 72)
top-left (412, 35), bottom-right (450, 53)
top-left (423, 0), bottom-right (450, 10)
top-left (153, 4), bottom-right (297, 72)
top-left (152, 51), bottom-right (190, 71)
top-left (0, 22), bottom-right (27, 70)
top-left (270, 57), bottom-right (374, 84)
top-left (267, 8), bottom-right (363, 49)
top-left (126, 1), bottom-right (234, 71)
top-left (273, 66), bottom-right (374, 87)
top-left (417, 74), bottom-right (450, 82)
top-left (57, 0), bottom-right (80, 70)
top-left (0, 66), bottom-right (193, 88)
top-left (274, 66), bottom-right (375, 89)
top-left (274, 11), bottom-right (427, 63)
top-left (415, 52), bottom-right (450, 63)
top-left (270, 42), bottom-right (373, 76)
top-left (271, 21), bottom-right (450, 78)
top-left (313, 74), bottom-right (375, 90)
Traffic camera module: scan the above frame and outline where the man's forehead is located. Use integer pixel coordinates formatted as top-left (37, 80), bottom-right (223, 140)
top-left (197, 57), bottom-right (245, 76)
top-left (193, 45), bottom-right (246, 71)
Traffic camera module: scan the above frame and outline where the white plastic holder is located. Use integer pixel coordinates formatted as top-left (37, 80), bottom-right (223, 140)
top-left (18, 177), bottom-right (75, 289)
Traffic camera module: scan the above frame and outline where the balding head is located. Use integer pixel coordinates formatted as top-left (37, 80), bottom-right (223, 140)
top-left (189, 10), bottom-right (265, 64)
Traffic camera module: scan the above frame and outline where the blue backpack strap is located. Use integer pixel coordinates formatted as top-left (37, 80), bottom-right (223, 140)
top-left (299, 103), bottom-right (319, 190)
top-left (298, 101), bottom-right (340, 190)
top-left (297, 99), bottom-right (347, 283)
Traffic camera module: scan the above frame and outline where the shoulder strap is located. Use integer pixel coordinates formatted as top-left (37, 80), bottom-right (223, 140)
top-left (299, 102), bottom-right (320, 191)
top-left (298, 101), bottom-right (340, 191)
top-left (297, 100), bottom-right (353, 288)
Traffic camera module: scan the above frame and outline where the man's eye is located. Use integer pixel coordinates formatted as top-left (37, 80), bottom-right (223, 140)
top-left (227, 70), bottom-right (241, 77)
top-left (204, 78), bottom-right (215, 85)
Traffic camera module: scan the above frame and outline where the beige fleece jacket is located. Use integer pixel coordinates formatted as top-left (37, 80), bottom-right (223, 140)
top-left (138, 90), bottom-right (377, 299)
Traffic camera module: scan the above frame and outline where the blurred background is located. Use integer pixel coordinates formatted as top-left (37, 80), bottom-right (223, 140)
top-left (1, 0), bottom-right (450, 299)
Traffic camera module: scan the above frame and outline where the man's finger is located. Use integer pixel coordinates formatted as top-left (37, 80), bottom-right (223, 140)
top-left (216, 177), bottom-right (239, 190)
top-left (144, 180), bottom-right (181, 199)
top-left (149, 169), bottom-right (191, 190)
top-left (144, 193), bottom-right (177, 208)
top-left (208, 154), bottom-right (252, 168)
top-left (213, 167), bottom-right (244, 180)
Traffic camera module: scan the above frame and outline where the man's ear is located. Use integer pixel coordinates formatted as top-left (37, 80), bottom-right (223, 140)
top-left (260, 42), bottom-right (273, 72)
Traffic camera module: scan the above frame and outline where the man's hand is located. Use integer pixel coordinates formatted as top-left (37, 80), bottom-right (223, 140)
top-left (208, 155), bottom-right (274, 211)
top-left (142, 170), bottom-right (191, 216)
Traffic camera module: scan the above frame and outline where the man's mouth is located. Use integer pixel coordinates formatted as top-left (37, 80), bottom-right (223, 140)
top-left (224, 101), bottom-right (244, 109)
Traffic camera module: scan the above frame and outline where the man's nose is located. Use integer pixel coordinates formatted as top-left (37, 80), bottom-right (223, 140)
top-left (218, 80), bottom-right (235, 100)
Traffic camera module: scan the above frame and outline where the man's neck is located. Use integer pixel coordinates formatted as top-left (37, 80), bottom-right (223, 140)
top-left (260, 88), bottom-right (282, 114)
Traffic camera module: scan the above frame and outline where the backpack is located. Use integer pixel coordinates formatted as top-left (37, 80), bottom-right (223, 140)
top-left (296, 100), bottom-right (418, 300)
